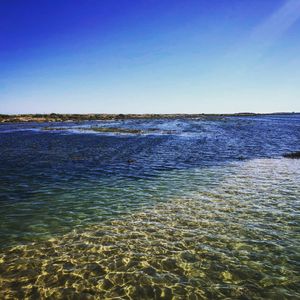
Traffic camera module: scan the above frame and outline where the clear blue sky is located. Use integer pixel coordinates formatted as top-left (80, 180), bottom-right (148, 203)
top-left (1, 0), bottom-right (300, 114)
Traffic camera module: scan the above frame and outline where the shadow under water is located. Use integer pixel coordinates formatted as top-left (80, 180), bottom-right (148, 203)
top-left (0, 158), bottom-right (299, 299)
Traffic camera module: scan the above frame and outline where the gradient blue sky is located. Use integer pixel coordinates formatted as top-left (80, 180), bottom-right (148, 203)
top-left (1, 0), bottom-right (300, 114)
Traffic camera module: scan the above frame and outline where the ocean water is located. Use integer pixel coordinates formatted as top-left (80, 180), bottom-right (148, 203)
top-left (0, 115), bottom-right (299, 299)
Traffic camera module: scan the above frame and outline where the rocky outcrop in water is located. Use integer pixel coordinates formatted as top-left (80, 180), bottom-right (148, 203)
top-left (283, 151), bottom-right (300, 159)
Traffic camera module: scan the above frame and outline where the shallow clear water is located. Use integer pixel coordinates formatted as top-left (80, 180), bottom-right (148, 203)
top-left (0, 115), bottom-right (299, 299)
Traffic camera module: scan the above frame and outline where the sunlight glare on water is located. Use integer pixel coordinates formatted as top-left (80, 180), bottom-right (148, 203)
top-left (0, 158), bottom-right (299, 299)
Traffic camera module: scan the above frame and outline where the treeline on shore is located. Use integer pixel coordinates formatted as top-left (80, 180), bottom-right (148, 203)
top-left (0, 112), bottom-right (297, 123)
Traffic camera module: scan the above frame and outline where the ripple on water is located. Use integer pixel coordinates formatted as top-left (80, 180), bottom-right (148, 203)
top-left (0, 158), bottom-right (299, 299)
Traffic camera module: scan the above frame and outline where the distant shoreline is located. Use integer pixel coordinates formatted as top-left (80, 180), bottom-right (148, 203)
top-left (0, 112), bottom-right (299, 123)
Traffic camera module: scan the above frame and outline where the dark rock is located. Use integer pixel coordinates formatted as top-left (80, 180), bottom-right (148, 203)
top-left (283, 151), bottom-right (300, 159)
top-left (237, 156), bottom-right (246, 160)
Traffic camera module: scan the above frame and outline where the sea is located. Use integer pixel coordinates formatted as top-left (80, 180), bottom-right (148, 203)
top-left (0, 114), bottom-right (299, 299)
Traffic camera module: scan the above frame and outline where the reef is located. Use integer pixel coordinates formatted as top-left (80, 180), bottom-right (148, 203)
top-left (42, 126), bottom-right (177, 135)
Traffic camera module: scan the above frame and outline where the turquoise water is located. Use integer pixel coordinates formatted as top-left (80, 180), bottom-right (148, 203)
top-left (0, 115), bottom-right (299, 298)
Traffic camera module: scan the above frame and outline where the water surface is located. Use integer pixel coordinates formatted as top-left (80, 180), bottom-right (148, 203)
top-left (0, 115), bottom-right (299, 299)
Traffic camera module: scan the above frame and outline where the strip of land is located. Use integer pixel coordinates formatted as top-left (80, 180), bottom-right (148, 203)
top-left (0, 112), bottom-right (298, 123)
